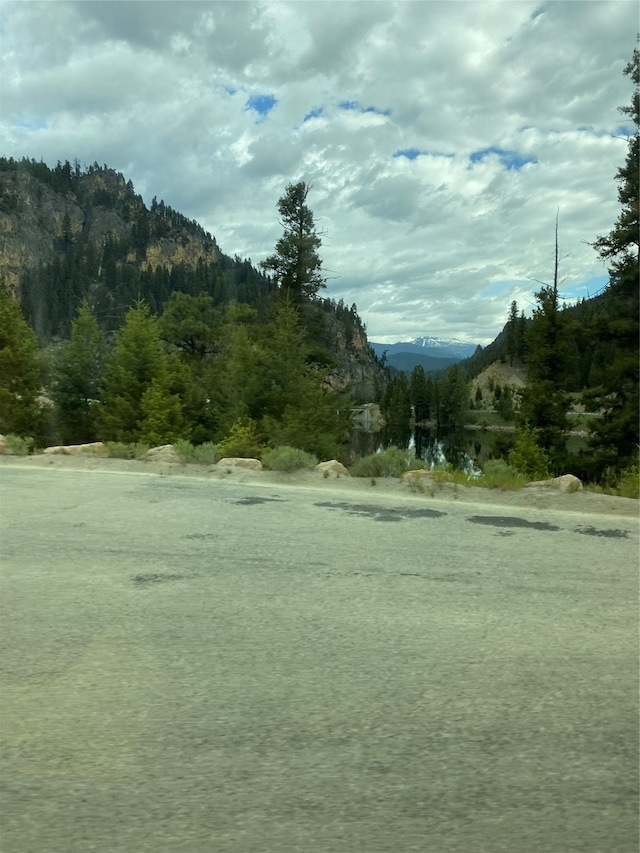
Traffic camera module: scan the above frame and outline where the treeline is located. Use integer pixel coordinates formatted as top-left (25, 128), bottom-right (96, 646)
top-left (381, 364), bottom-right (470, 432)
top-left (1, 285), bottom-right (353, 461)
top-left (19, 235), bottom-right (273, 342)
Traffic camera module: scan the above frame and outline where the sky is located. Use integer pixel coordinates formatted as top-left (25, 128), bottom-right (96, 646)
top-left (0, 1), bottom-right (636, 345)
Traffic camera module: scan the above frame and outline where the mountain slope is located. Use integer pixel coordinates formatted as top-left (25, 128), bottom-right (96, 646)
top-left (369, 337), bottom-right (479, 374)
top-left (0, 157), bottom-right (384, 398)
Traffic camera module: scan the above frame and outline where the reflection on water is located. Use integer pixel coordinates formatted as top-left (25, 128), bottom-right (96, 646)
top-left (349, 424), bottom-right (516, 473)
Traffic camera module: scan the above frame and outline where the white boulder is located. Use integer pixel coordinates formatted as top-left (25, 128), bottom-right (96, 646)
top-left (527, 474), bottom-right (583, 492)
top-left (145, 445), bottom-right (181, 463)
top-left (43, 442), bottom-right (108, 457)
top-left (217, 457), bottom-right (263, 470)
top-left (316, 460), bottom-right (350, 477)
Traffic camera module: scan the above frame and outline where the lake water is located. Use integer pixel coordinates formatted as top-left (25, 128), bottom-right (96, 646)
top-left (349, 423), bottom-right (515, 472)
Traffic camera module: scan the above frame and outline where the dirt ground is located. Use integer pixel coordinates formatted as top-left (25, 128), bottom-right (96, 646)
top-left (2, 452), bottom-right (638, 519)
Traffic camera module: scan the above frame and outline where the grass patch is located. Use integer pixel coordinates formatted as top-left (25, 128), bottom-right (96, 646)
top-left (174, 440), bottom-right (220, 465)
top-left (475, 458), bottom-right (529, 490)
top-left (261, 446), bottom-right (318, 473)
top-left (584, 467), bottom-right (639, 500)
top-left (404, 459), bottom-right (529, 495)
top-left (104, 442), bottom-right (150, 460)
top-left (350, 446), bottom-right (417, 479)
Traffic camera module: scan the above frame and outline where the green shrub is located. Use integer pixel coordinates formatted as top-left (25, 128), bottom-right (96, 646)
top-left (104, 441), bottom-right (150, 460)
top-left (174, 439), bottom-right (220, 465)
top-left (350, 446), bottom-right (414, 478)
top-left (586, 466), bottom-right (640, 499)
top-left (218, 419), bottom-right (265, 459)
top-left (262, 446), bottom-right (318, 472)
top-left (2, 434), bottom-right (34, 455)
top-left (477, 458), bottom-right (528, 490)
top-left (508, 426), bottom-right (550, 480)
top-left (616, 467), bottom-right (640, 499)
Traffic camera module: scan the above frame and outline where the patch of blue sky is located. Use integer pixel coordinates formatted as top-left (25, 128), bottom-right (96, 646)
top-left (223, 84), bottom-right (237, 96)
top-left (393, 148), bottom-right (425, 160)
top-left (245, 94), bottom-right (277, 118)
top-left (393, 148), bottom-right (454, 160)
top-left (303, 107), bottom-right (324, 122)
top-left (339, 100), bottom-right (391, 116)
top-left (16, 116), bottom-right (47, 130)
top-left (560, 275), bottom-right (609, 302)
top-left (615, 124), bottom-right (634, 138)
top-left (469, 146), bottom-right (538, 170)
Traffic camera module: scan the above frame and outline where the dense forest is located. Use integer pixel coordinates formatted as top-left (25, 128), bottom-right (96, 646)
top-left (0, 48), bottom-right (637, 485)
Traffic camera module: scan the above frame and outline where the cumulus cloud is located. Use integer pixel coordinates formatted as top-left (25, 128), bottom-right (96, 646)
top-left (0, 0), bottom-right (634, 343)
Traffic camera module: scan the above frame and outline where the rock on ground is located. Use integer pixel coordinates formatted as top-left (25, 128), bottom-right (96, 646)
top-left (527, 474), bottom-right (583, 492)
top-left (217, 457), bottom-right (263, 471)
top-left (144, 445), bottom-right (181, 463)
top-left (316, 460), bottom-right (350, 477)
top-left (43, 442), bottom-right (108, 457)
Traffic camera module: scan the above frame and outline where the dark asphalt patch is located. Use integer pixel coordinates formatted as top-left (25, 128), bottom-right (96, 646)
top-left (184, 533), bottom-right (217, 540)
top-left (574, 525), bottom-right (629, 539)
top-left (132, 573), bottom-right (190, 586)
top-left (399, 572), bottom-right (482, 583)
top-left (233, 495), bottom-right (287, 506)
top-left (467, 515), bottom-right (560, 531)
top-left (314, 501), bottom-right (445, 522)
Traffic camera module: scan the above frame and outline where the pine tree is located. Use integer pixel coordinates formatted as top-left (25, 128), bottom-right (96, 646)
top-left (51, 306), bottom-right (108, 443)
top-left (410, 364), bottom-right (430, 422)
top-left (0, 281), bottom-right (44, 438)
top-left (588, 46), bottom-right (639, 472)
top-left (257, 297), bottom-right (350, 457)
top-left (437, 364), bottom-right (470, 430)
top-left (506, 300), bottom-right (520, 365)
top-left (97, 302), bottom-right (186, 443)
top-left (519, 215), bottom-right (571, 460)
top-left (159, 292), bottom-right (221, 362)
top-left (138, 376), bottom-right (188, 446)
top-left (260, 182), bottom-right (326, 300)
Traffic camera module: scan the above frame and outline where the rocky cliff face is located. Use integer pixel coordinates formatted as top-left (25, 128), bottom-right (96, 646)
top-left (0, 169), bottom-right (81, 292)
top-left (0, 164), bottom-right (218, 296)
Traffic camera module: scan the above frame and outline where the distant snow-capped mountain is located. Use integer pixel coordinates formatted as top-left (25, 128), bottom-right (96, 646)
top-left (410, 337), bottom-right (480, 359)
top-left (370, 337), bottom-right (480, 361)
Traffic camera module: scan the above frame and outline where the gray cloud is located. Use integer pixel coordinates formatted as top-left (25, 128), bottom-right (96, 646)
top-left (0, 0), bottom-right (635, 344)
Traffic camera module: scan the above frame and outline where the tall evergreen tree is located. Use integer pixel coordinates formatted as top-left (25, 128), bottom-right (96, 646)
top-left (410, 364), bottom-right (430, 422)
top-left (588, 46), bottom-right (639, 472)
top-left (51, 306), bottom-right (107, 443)
top-left (97, 302), bottom-right (187, 443)
top-left (437, 364), bottom-right (470, 430)
top-left (519, 214), bottom-right (571, 459)
top-left (257, 297), bottom-right (350, 458)
top-left (0, 281), bottom-right (44, 438)
top-left (506, 300), bottom-right (521, 365)
top-left (260, 182), bottom-right (326, 300)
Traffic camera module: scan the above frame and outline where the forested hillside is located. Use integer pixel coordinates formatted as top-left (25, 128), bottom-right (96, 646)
top-left (0, 169), bottom-right (384, 458)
